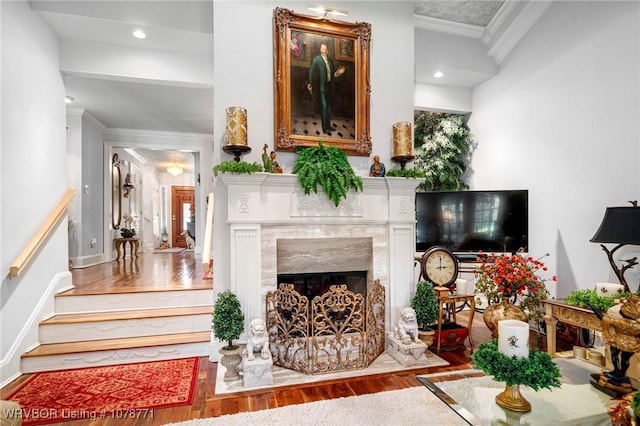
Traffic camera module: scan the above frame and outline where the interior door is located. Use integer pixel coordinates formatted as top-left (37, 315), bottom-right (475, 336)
top-left (171, 186), bottom-right (195, 248)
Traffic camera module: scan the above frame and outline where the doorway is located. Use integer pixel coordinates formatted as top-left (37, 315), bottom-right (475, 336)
top-left (171, 186), bottom-right (195, 248)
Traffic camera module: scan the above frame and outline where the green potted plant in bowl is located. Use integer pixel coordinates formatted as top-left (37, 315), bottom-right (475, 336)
top-left (411, 280), bottom-right (439, 347)
top-left (212, 290), bottom-right (245, 382)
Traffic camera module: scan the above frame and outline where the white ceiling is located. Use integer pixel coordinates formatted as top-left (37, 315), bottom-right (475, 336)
top-left (31, 1), bottom-right (523, 171)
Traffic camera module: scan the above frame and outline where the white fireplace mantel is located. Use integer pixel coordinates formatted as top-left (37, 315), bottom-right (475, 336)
top-left (220, 173), bottom-right (420, 330)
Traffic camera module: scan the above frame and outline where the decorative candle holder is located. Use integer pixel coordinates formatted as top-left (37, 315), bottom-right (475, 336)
top-left (391, 122), bottom-right (414, 169)
top-left (223, 107), bottom-right (251, 161)
top-left (226, 107), bottom-right (248, 146)
top-left (498, 319), bottom-right (530, 359)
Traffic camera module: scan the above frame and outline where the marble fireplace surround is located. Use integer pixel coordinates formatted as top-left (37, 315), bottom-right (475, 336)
top-left (221, 173), bottom-right (420, 330)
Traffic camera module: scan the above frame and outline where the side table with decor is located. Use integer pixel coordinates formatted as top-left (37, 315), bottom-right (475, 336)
top-left (114, 237), bottom-right (139, 259)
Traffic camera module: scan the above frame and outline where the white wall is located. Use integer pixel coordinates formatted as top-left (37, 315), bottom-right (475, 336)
top-left (1, 1), bottom-right (71, 385)
top-left (213, 1), bottom-right (415, 295)
top-left (414, 83), bottom-right (472, 113)
top-left (469, 1), bottom-right (640, 297)
top-left (80, 114), bottom-right (106, 264)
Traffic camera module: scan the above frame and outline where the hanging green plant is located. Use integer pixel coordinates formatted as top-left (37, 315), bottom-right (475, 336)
top-left (292, 141), bottom-right (363, 207)
top-left (413, 111), bottom-right (475, 191)
top-left (213, 160), bottom-right (263, 177)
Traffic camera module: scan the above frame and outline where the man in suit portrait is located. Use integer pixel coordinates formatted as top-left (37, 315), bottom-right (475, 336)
top-left (307, 43), bottom-right (345, 135)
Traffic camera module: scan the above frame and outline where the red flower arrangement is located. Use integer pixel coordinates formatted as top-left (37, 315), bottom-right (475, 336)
top-left (474, 250), bottom-right (557, 324)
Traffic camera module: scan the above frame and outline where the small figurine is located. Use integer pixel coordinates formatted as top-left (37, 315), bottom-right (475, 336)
top-left (270, 151), bottom-right (283, 174)
top-left (262, 144), bottom-right (275, 173)
top-left (369, 155), bottom-right (386, 177)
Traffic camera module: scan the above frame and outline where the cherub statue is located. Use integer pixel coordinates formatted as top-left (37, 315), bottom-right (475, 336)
top-left (246, 318), bottom-right (271, 361)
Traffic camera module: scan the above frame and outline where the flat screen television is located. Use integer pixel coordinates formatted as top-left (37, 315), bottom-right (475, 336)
top-left (416, 190), bottom-right (528, 256)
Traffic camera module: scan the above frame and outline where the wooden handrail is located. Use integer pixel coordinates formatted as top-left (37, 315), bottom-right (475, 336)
top-left (9, 188), bottom-right (76, 278)
top-left (202, 192), bottom-right (214, 276)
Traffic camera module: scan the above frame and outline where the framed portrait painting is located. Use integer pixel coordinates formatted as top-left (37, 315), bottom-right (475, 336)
top-left (273, 8), bottom-right (372, 156)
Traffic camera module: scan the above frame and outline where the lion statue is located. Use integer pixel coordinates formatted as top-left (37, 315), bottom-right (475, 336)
top-left (246, 318), bottom-right (270, 361)
top-left (394, 307), bottom-right (420, 344)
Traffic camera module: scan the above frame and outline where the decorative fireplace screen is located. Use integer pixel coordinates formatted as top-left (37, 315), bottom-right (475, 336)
top-left (265, 279), bottom-right (385, 375)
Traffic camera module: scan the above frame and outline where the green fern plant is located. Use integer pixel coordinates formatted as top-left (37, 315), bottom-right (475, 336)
top-left (292, 141), bottom-right (363, 207)
top-left (213, 160), bottom-right (263, 176)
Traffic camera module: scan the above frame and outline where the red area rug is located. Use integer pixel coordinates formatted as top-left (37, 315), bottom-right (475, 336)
top-left (5, 357), bottom-right (200, 425)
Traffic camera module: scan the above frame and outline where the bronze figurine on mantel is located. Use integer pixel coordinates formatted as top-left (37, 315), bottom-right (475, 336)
top-left (262, 144), bottom-right (283, 173)
top-left (369, 155), bottom-right (385, 177)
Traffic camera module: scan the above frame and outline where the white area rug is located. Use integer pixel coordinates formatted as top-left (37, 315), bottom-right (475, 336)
top-left (214, 352), bottom-right (449, 395)
top-left (167, 387), bottom-right (467, 426)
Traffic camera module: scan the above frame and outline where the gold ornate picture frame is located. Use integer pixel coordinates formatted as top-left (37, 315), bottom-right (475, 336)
top-left (273, 8), bottom-right (372, 156)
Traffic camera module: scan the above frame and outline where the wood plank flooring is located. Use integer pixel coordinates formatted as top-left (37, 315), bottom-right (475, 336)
top-left (0, 251), bottom-right (568, 425)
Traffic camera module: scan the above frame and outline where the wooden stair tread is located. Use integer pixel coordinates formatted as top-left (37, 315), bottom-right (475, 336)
top-left (23, 331), bottom-right (211, 357)
top-left (58, 283), bottom-right (213, 297)
top-left (41, 306), bottom-right (213, 324)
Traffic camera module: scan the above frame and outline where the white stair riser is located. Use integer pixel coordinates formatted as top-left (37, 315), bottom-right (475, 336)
top-left (39, 314), bottom-right (212, 344)
top-left (55, 289), bottom-right (212, 313)
top-left (22, 341), bottom-right (211, 373)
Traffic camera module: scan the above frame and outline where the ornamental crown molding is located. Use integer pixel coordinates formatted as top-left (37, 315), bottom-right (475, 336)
top-left (415, 0), bottom-right (553, 65)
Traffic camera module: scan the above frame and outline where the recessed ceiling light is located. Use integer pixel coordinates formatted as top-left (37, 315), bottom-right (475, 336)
top-left (433, 71), bottom-right (444, 78)
top-left (130, 28), bottom-right (148, 39)
top-left (65, 96), bottom-right (74, 104)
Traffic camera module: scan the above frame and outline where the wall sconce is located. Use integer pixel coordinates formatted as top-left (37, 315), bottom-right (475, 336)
top-left (590, 201), bottom-right (640, 293)
top-left (123, 173), bottom-right (135, 198)
top-left (167, 163), bottom-right (184, 176)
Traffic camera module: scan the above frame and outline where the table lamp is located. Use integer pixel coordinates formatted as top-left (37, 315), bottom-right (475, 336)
top-left (590, 201), bottom-right (640, 293)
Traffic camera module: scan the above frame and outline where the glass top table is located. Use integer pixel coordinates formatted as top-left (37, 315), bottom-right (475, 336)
top-left (417, 357), bottom-right (612, 425)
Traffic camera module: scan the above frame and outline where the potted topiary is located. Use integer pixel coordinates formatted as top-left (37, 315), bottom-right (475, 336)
top-left (411, 280), bottom-right (439, 347)
top-left (212, 290), bottom-right (245, 382)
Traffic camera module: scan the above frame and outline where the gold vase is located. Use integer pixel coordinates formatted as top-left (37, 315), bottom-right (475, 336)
top-left (495, 383), bottom-right (531, 412)
top-left (483, 298), bottom-right (528, 338)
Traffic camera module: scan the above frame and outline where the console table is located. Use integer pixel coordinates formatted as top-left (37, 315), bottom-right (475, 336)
top-left (115, 237), bottom-right (140, 259)
top-left (543, 299), bottom-right (602, 356)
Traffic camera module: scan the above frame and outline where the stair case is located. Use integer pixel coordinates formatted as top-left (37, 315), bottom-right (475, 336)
top-left (21, 288), bottom-right (213, 373)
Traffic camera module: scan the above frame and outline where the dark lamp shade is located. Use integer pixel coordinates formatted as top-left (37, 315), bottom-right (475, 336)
top-left (590, 207), bottom-right (640, 245)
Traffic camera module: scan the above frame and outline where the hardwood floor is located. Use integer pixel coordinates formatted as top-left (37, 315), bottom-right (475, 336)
top-left (0, 252), bottom-right (565, 425)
